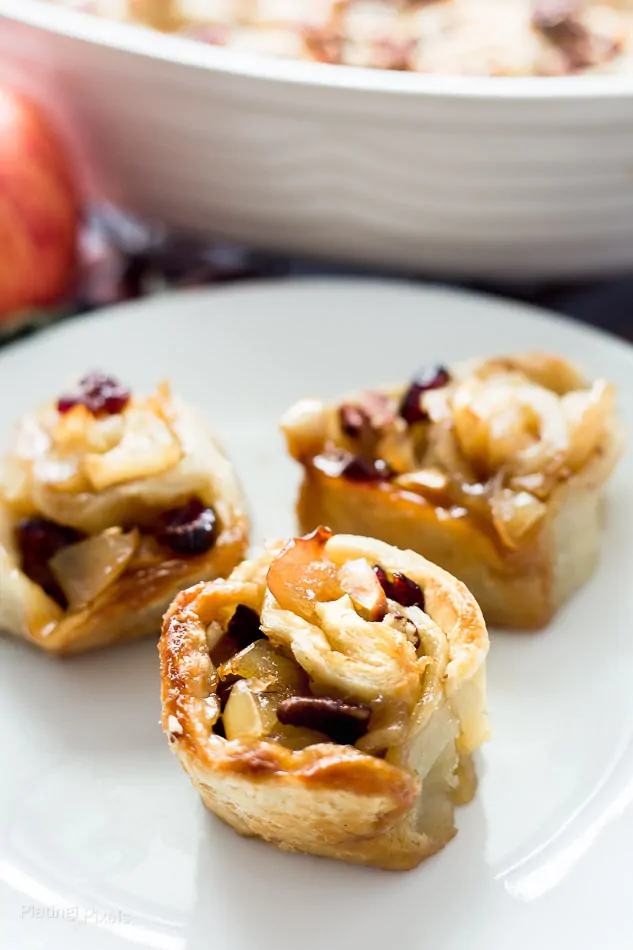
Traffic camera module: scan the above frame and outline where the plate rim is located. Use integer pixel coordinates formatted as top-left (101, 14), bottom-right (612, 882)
top-left (1, 277), bottom-right (632, 371)
top-left (1, 274), bottom-right (632, 950)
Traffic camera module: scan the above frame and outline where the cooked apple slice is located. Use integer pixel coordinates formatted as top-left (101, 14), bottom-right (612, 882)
top-left (218, 639), bottom-right (307, 693)
top-left (49, 528), bottom-right (139, 610)
top-left (489, 489), bottom-right (546, 550)
top-left (84, 408), bottom-right (181, 491)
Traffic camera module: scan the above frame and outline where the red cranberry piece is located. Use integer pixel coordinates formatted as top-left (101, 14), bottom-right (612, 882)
top-left (276, 696), bottom-right (371, 745)
top-left (17, 517), bottom-right (84, 605)
top-left (313, 450), bottom-right (392, 482)
top-left (399, 365), bottom-right (451, 426)
top-left (56, 395), bottom-right (81, 414)
top-left (389, 572), bottom-right (425, 610)
top-left (373, 564), bottom-right (389, 590)
top-left (56, 371), bottom-right (131, 417)
top-left (373, 564), bottom-right (425, 611)
top-left (227, 605), bottom-right (263, 650)
top-left (158, 498), bottom-right (218, 556)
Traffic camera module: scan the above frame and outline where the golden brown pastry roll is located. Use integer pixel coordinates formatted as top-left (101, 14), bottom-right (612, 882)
top-left (159, 527), bottom-right (489, 870)
top-left (0, 372), bottom-right (248, 653)
top-left (282, 353), bottom-right (624, 628)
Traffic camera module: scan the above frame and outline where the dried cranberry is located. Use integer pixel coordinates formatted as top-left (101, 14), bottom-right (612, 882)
top-left (399, 365), bottom-right (451, 426)
top-left (373, 564), bottom-right (390, 592)
top-left (56, 395), bottom-right (81, 414)
top-left (17, 517), bottom-right (84, 605)
top-left (276, 696), bottom-right (371, 745)
top-left (313, 450), bottom-right (392, 483)
top-left (373, 564), bottom-right (425, 611)
top-left (390, 573), bottom-right (425, 610)
top-left (56, 371), bottom-right (131, 417)
top-left (158, 498), bottom-right (218, 556)
top-left (227, 605), bottom-right (263, 650)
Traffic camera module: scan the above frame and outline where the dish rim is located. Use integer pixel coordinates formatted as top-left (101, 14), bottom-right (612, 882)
top-left (1, 278), bottom-right (632, 372)
top-left (4, 0), bottom-right (633, 102)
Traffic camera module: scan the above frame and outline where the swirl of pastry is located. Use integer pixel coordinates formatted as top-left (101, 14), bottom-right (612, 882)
top-left (282, 352), bottom-right (624, 628)
top-left (159, 528), bottom-right (489, 870)
top-left (0, 372), bottom-right (248, 653)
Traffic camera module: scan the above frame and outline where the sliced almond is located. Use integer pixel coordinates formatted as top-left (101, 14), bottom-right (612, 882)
top-left (338, 558), bottom-right (387, 621)
top-left (222, 680), bottom-right (275, 741)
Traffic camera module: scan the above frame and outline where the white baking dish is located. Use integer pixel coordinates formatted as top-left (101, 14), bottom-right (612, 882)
top-left (1, 0), bottom-right (633, 279)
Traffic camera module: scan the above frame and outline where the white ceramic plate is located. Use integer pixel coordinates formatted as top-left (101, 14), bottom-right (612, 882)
top-left (1, 278), bottom-right (632, 950)
top-left (3, 2), bottom-right (633, 279)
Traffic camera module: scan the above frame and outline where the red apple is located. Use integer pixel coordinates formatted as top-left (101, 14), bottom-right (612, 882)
top-left (0, 88), bottom-right (80, 319)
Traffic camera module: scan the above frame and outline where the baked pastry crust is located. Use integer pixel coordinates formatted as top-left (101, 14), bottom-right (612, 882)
top-left (282, 354), bottom-right (624, 628)
top-left (160, 529), bottom-right (489, 870)
top-left (0, 377), bottom-right (248, 654)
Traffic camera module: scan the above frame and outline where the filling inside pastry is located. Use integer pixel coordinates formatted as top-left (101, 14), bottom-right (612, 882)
top-left (204, 528), bottom-right (475, 805)
top-left (283, 353), bottom-right (616, 552)
top-left (161, 528), bottom-right (488, 867)
top-left (1, 372), bottom-right (225, 617)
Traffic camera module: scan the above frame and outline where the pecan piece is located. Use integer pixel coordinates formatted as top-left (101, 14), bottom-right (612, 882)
top-left (276, 696), bottom-right (371, 745)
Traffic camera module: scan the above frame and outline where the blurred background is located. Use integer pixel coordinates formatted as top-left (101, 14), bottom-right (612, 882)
top-left (1, 0), bottom-right (633, 345)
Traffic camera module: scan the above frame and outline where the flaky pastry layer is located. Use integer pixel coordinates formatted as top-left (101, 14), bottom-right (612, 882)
top-left (160, 532), bottom-right (489, 869)
top-left (0, 384), bottom-right (248, 653)
top-left (283, 353), bottom-right (624, 628)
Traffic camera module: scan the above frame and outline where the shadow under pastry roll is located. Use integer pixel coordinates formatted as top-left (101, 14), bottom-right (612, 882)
top-left (0, 372), bottom-right (248, 654)
top-left (282, 353), bottom-right (625, 629)
top-left (160, 527), bottom-right (489, 870)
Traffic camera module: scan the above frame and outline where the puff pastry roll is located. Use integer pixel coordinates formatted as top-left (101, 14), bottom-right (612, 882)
top-left (0, 372), bottom-right (248, 653)
top-left (160, 527), bottom-right (489, 870)
top-left (282, 354), bottom-right (624, 628)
